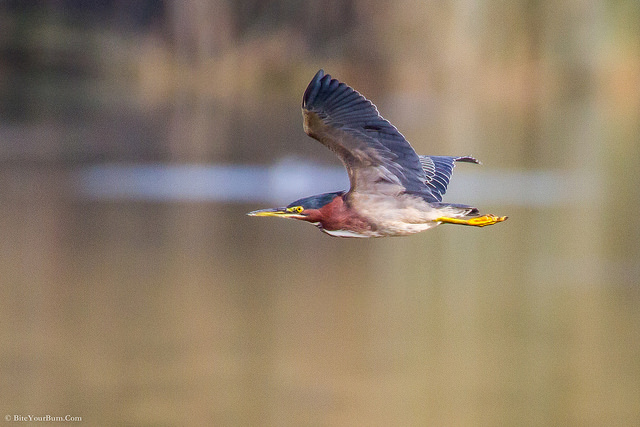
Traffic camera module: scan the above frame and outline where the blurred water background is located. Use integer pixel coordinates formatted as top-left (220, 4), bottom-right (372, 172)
top-left (1, 1), bottom-right (639, 425)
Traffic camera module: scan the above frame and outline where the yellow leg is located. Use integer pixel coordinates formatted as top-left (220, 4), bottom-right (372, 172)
top-left (435, 214), bottom-right (508, 227)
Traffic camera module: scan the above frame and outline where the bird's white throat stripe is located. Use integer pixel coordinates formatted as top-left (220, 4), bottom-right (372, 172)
top-left (321, 229), bottom-right (371, 238)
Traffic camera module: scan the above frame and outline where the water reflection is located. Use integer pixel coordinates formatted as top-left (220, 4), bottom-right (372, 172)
top-left (74, 161), bottom-right (591, 208)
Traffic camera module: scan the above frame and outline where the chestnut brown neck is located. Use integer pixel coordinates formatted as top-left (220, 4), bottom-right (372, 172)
top-left (303, 194), bottom-right (371, 233)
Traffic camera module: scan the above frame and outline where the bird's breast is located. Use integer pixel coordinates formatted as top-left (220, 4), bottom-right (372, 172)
top-left (347, 193), bottom-right (442, 236)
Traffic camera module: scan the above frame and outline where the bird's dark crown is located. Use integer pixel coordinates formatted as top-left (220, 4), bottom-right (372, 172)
top-left (287, 191), bottom-right (345, 210)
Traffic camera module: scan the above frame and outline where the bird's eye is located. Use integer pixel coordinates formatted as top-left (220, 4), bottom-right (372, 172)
top-left (295, 206), bottom-right (303, 213)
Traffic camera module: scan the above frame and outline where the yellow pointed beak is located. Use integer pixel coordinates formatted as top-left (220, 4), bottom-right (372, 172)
top-left (247, 208), bottom-right (301, 218)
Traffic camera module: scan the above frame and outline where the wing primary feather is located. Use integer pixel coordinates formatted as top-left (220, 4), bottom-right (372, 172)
top-left (303, 70), bottom-right (325, 108)
top-left (325, 83), bottom-right (353, 108)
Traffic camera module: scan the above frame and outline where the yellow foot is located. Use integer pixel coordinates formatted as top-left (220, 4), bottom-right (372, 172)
top-left (435, 214), bottom-right (508, 227)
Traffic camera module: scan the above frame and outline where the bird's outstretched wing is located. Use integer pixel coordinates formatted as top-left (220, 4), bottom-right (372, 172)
top-left (302, 70), bottom-right (427, 197)
top-left (419, 155), bottom-right (480, 202)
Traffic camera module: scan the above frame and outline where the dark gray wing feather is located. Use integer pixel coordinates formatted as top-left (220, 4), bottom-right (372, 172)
top-left (419, 155), bottom-right (480, 202)
top-left (302, 70), bottom-right (427, 196)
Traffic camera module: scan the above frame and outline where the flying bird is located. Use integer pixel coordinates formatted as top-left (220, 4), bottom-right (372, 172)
top-left (248, 70), bottom-right (507, 237)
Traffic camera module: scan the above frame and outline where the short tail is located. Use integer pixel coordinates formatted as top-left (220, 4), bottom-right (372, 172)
top-left (431, 202), bottom-right (479, 217)
top-left (419, 155), bottom-right (480, 202)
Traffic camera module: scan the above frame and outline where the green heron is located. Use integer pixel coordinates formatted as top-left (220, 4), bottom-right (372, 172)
top-left (248, 70), bottom-right (507, 238)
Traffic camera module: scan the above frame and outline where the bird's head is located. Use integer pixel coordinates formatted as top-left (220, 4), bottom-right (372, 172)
top-left (247, 191), bottom-right (345, 225)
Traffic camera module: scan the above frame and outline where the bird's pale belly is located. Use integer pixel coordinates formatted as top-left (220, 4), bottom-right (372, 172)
top-left (324, 193), bottom-right (444, 238)
top-left (321, 219), bottom-right (439, 238)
